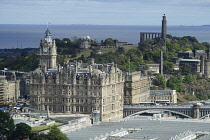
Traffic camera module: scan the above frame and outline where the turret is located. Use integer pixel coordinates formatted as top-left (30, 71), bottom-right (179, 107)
top-left (44, 28), bottom-right (52, 43)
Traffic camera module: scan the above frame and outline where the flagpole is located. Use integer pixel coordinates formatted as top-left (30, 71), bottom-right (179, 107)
top-left (47, 22), bottom-right (50, 29)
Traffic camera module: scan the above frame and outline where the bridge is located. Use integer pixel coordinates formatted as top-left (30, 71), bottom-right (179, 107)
top-left (123, 104), bottom-right (210, 119)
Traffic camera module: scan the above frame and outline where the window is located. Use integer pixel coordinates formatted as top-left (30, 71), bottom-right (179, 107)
top-left (76, 106), bottom-right (79, 112)
top-left (112, 104), bottom-right (115, 110)
top-left (84, 106), bottom-right (87, 112)
top-left (80, 106), bottom-right (83, 112)
top-left (45, 105), bottom-right (47, 111)
top-left (92, 99), bottom-right (96, 104)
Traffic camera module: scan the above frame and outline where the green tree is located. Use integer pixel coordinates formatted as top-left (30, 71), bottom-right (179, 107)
top-left (104, 38), bottom-right (115, 46)
top-left (0, 111), bottom-right (15, 140)
top-left (154, 74), bottom-right (166, 89)
top-left (47, 126), bottom-right (69, 140)
top-left (142, 64), bottom-right (149, 70)
top-left (163, 61), bottom-right (174, 73)
top-left (183, 74), bottom-right (194, 83)
top-left (180, 64), bottom-right (193, 75)
top-left (12, 123), bottom-right (31, 140)
top-left (116, 47), bottom-right (125, 54)
top-left (167, 75), bottom-right (183, 92)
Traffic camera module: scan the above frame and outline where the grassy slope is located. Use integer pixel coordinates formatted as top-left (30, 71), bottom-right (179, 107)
top-left (31, 122), bottom-right (63, 132)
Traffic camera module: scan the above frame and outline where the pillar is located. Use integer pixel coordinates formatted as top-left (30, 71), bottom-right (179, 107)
top-left (159, 50), bottom-right (163, 75)
top-left (192, 104), bottom-right (200, 119)
top-left (140, 33), bottom-right (144, 42)
top-left (200, 56), bottom-right (204, 74)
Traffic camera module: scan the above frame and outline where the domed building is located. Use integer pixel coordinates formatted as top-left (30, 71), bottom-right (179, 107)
top-left (79, 36), bottom-right (91, 49)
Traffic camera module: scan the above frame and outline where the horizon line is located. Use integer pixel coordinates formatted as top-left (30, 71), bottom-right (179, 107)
top-left (0, 23), bottom-right (210, 27)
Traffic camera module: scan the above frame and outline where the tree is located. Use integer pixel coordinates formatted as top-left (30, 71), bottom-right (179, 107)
top-left (104, 38), bottom-right (115, 46)
top-left (12, 123), bottom-right (31, 140)
top-left (142, 64), bottom-right (149, 70)
top-left (180, 64), bottom-right (193, 75)
top-left (163, 61), bottom-right (174, 73)
top-left (167, 75), bottom-right (183, 92)
top-left (116, 47), bottom-right (125, 54)
top-left (183, 74), bottom-right (194, 83)
top-left (154, 74), bottom-right (166, 89)
top-left (47, 126), bottom-right (69, 140)
top-left (0, 111), bottom-right (15, 140)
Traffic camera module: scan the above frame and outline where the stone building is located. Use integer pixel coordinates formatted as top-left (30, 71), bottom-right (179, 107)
top-left (29, 29), bottom-right (124, 122)
top-left (149, 90), bottom-right (177, 103)
top-left (79, 36), bottom-right (91, 49)
top-left (0, 75), bottom-right (20, 106)
top-left (124, 71), bottom-right (150, 105)
top-left (179, 59), bottom-right (201, 74)
top-left (178, 50), bottom-right (206, 59)
top-left (176, 49), bottom-right (210, 77)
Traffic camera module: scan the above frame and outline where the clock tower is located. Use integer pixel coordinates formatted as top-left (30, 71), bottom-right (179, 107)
top-left (39, 28), bottom-right (57, 71)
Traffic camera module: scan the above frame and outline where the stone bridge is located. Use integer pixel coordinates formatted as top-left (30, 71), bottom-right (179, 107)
top-left (123, 104), bottom-right (210, 119)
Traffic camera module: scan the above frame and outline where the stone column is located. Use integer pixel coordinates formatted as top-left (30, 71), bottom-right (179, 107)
top-left (200, 56), bottom-right (204, 74)
top-left (140, 33), bottom-right (143, 42)
top-left (192, 104), bottom-right (200, 119)
top-left (159, 49), bottom-right (163, 75)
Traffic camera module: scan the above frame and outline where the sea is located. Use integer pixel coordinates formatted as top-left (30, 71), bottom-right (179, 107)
top-left (0, 24), bottom-right (210, 49)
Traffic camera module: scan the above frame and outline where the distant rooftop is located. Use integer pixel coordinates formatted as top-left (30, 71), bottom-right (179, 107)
top-left (180, 59), bottom-right (200, 62)
top-left (183, 50), bottom-right (205, 53)
top-left (150, 90), bottom-right (176, 95)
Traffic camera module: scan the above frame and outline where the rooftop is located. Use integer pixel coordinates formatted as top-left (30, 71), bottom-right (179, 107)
top-left (65, 116), bottom-right (210, 140)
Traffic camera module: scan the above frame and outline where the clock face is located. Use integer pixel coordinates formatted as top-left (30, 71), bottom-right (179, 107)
top-left (43, 47), bottom-right (48, 52)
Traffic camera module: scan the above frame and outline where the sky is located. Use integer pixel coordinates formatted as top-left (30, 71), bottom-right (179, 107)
top-left (0, 0), bottom-right (210, 25)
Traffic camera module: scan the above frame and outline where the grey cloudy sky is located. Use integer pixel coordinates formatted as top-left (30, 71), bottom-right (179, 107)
top-left (1, 0), bottom-right (210, 25)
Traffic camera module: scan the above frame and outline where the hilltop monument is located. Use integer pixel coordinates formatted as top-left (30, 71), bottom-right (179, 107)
top-left (159, 14), bottom-right (167, 75)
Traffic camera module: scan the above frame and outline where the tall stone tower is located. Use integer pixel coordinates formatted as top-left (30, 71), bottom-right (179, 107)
top-left (39, 28), bottom-right (57, 71)
top-left (161, 14), bottom-right (167, 41)
top-left (159, 14), bottom-right (167, 75)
